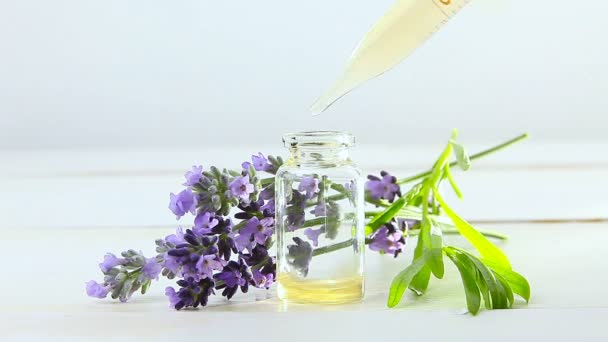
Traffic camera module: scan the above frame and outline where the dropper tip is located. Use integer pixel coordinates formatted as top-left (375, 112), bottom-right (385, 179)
top-left (309, 97), bottom-right (329, 116)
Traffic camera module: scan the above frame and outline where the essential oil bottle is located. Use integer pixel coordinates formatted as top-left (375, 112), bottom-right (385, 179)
top-left (275, 131), bottom-right (365, 304)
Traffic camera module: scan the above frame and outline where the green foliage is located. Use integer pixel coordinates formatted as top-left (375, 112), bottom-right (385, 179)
top-left (435, 191), bottom-right (512, 269)
top-left (383, 132), bottom-right (530, 314)
top-left (447, 251), bottom-right (481, 314)
top-left (387, 252), bottom-right (429, 307)
top-left (444, 246), bottom-right (530, 314)
top-left (366, 196), bottom-right (407, 233)
top-left (450, 140), bottom-right (471, 171)
top-left (480, 258), bottom-right (531, 303)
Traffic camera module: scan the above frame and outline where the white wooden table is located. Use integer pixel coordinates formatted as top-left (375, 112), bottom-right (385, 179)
top-left (1, 142), bottom-right (607, 341)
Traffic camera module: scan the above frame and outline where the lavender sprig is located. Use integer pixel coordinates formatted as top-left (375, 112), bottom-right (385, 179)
top-left (85, 250), bottom-right (161, 302)
top-left (86, 133), bottom-right (530, 315)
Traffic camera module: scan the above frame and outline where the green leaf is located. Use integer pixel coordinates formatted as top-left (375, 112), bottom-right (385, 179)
top-left (464, 252), bottom-right (507, 309)
top-left (446, 251), bottom-right (481, 315)
top-left (409, 216), bottom-right (431, 296)
top-left (387, 254), bottom-right (428, 308)
top-left (428, 225), bottom-right (444, 279)
top-left (404, 183), bottom-right (423, 206)
top-left (475, 269), bottom-right (492, 309)
top-left (409, 265), bottom-right (431, 295)
top-left (490, 273), bottom-right (509, 309)
top-left (141, 280), bottom-right (151, 295)
top-left (445, 246), bottom-right (508, 310)
top-left (429, 145), bottom-right (454, 187)
top-left (450, 141), bottom-right (471, 171)
top-left (482, 259), bottom-right (531, 302)
top-left (410, 225), bottom-right (432, 294)
top-left (365, 196), bottom-right (407, 233)
top-left (494, 272), bottom-right (514, 308)
top-left (435, 191), bottom-right (512, 270)
top-left (228, 170), bottom-right (242, 177)
top-left (444, 164), bottom-right (463, 199)
top-left (119, 277), bottom-right (135, 303)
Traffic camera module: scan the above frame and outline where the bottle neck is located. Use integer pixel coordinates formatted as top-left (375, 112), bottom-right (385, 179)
top-left (288, 147), bottom-right (351, 166)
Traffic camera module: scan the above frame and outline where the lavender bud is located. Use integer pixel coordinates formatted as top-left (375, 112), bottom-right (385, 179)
top-left (115, 272), bottom-right (127, 283)
top-left (189, 254), bottom-right (201, 263)
top-left (168, 248), bottom-right (189, 257)
top-left (184, 234), bottom-right (199, 246)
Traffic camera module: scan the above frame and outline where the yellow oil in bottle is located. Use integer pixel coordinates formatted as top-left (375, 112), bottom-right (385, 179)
top-left (277, 273), bottom-right (364, 304)
top-left (311, 0), bottom-right (470, 114)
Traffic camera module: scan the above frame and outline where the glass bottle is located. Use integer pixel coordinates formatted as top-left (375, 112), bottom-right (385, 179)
top-left (275, 131), bottom-right (365, 304)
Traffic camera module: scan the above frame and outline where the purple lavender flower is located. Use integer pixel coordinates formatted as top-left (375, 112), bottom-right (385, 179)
top-left (165, 227), bottom-right (186, 246)
top-left (243, 153), bottom-right (274, 173)
top-left (241, 245), bottom-right (276, 286)
top-left (260, 199), bottom-right (275, 216)
top-left (169, 188), bottom-right (198, 219)
top-left (215, 266), bottom-right (247, 289)
top-left (252, 153), bottom-right (272, 171)
top-left (162, 230), bottom-right (221, 281)
top-left (235, 200), bottom-right (262, 219)
top-left (229, 175), bottom-right (255, 201)
top-left (234, 231), bottom-right (254, 252)
top-left (286, 211), bottom-right (305, 232)
top-left (217, 234), bottom-right (238, 261)
top-left (287, 237), bottom-right (313, 276)
top-left (193, 212), bottom-right (219, 235)
top-left (369, 225), bottom-right (406, 257)
top-left (183, 165), bottom-right (203, 186)
top-left (165, 287), bottom-right (182, 308)
top-left (163, 254), bottom-right (181, 273)
top-left (298, 176), bottom-right (320, 198)
top-left (88, 249), bottom-right (162, 303)
top-left (310, 202), bottom-right (327, 217)
top-left (344, 180), bottom-right (356, 192)
top-left (85, 280), bottom-right (110, 299)
top-left (252, 269), bottom-right (274, 289)
top-left (166, 277), bottom-right (215, 310)
top-left (99, 253), bottom-right (125, 273)
top-left (259, 186), bottom-right (274, 200)
top-left (191, 166), bottom-right (235, 215)
top-left (398, 218), bottom-right (420, 231)
top-left (195, 254), bottom-right (224, 279)
top-left (304, 228), bottom-right (323, 247)
top-left (142, 258), bottom-right (162, 280)
top-left (241, 217), bottom-right (274, 245)
top-left (365, 171), bottom-right (401, 202)
top-left (214, 258), bottom-right (252, 299)
top-left (285, 191), bottom-right (306, 231)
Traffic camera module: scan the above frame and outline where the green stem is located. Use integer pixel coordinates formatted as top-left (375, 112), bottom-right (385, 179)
top-left (312, 239), bottom-right (356, 257)
top-left (397, 133), bottom-right (529, 185)
top-left (288, 213), bottom-right (356, 233)
top-left (290, 135), bottom-right (526, 257)
top-left (300, 217), bottom-right (336, 229)
top-left (305, 193), bottom-right (347, 208)
top-left (260, 177), bottom-right (274, 186)
top-left (365, 211), bottom-right (379, 217)
top-left (366, 197), bottom-right (390, 208)
top-left (311, 228), bottom-right (507, 257)
top-left (232, 220), bottom-right (247, 232)
top-left (408, 228), bottom-right (508, 240)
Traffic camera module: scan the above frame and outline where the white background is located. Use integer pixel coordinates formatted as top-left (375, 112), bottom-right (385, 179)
top-left (0, 0), bottom-right (607, 149)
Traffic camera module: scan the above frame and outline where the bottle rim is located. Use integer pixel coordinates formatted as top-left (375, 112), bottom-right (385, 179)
top-left (282, 131), bottom-right (355, 149)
